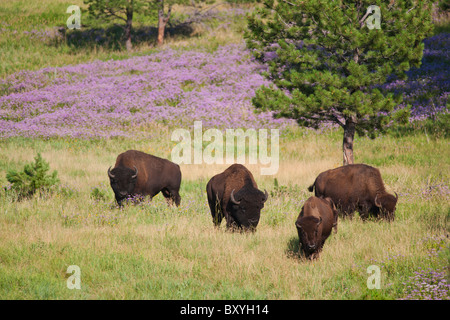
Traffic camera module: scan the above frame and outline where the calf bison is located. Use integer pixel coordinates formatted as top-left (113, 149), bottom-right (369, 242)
top-left (295, 196), bottom-right (338, 259)
top-left (308, 164), bottom-right (398, 221)
top-left (206, 164), bottom-right (268, 231)
top-left (108, 150), bottom-right (181, 207)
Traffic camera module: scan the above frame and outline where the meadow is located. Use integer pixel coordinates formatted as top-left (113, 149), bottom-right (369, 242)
top-left (0, 1), bottom-right (448, 300)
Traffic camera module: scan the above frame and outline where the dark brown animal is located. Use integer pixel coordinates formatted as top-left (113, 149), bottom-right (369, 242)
top-left (108, 150), bottom-right (181, 206)
top-left (308, 164), bottom-right (398, 221)
top-left (206, 164), bottom-right (268, 231)
top-left (295, 196), bottom-right (338, 259)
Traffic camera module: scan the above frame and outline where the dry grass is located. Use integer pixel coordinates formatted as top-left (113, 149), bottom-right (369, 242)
top-left (0, 129), bottom-right (448, 299)
top-left (0, 0), bottom-right (448, 300)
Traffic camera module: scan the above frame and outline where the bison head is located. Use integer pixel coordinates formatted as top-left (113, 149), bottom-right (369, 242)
top-left (228, 187), bottom-right (268, 230)
top-left (374, 192), bottom-right (398, 221)
top-left (107, 166), bottom-right (138, 204)
top-left (295, 215), bottom-right (323, 259)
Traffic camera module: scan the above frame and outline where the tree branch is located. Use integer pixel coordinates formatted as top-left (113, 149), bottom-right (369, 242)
top-left (281, 0), bottom-right (302, 7)
top-left (105, 7), bottom-right (127, 22)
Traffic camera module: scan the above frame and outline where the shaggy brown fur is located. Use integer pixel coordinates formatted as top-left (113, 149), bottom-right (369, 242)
top-left (308, 164), bottom-right (398, 221)
top-left (108, 150), bottom-right (181, 206)
top-left (206, 164), bottom-right (268, 231)
top-left (295, 196), bottom-right (338, 260)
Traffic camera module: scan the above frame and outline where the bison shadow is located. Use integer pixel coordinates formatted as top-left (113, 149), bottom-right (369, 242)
top-left (286, 236), bottom-right (327, 261)
top-left (285, 236), bottom-right (302, 260)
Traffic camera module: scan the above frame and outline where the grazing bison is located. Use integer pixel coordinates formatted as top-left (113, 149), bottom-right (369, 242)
top-left (295, 196), bottom-right (338, 259)
top-left (308, 164), bottom-right (398, 221)
top-left (206, 164), bottom-right (268, 231)
top-left (108, 150), bottom-right (181, 207)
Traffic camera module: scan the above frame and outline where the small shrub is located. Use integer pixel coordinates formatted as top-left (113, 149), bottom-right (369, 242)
top-left (58, 184), bottom-right (77, 199)
top-left (5, 153), bottom-right (59, 200)
top-left (270, 178), bottom-right (303, 198)
top-left (90, 186), bottom-right (109, 201)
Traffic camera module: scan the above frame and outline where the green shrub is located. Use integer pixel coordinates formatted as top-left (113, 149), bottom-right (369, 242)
top-left (90, 186), bottom-right (110, 201)
top-left (5, 153), bottom-right (59, 199)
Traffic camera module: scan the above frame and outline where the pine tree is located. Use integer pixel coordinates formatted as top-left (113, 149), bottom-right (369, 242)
top-left (6, 153), bottom-right (59, 199)
top-left (84, 0), bottom-right (205, 48)
top-left (84, 0), bottom-right (148, 51)
top-left (245, 0), bottom-right (434, 164)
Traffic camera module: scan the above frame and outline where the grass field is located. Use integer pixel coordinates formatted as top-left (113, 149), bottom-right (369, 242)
top-left (0, 0), bottom-right (449, 300)
top-left (0, 128), bottom-right (448, 299)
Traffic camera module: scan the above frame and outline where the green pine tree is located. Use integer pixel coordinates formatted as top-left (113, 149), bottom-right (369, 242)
top-left (84, 0), bottom-right (146, 51)
top-left (6, 153), bottom-right (59, 199)
top-left (84, 0), bottom-right (206, 49)
top-left (245, 0), bottom-right (434, 164)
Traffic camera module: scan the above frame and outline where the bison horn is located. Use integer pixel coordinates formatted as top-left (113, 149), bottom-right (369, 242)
top-left (131, 166), bottom-right (138, 179)
top-left (394, 192), bottom-right (398, 201)
top-left (107, 166), bottom-right (115, 179)
top-left (230, 189), bottom-right (241, 205)
top-left (263, 189), bottom-right (269, 203)
top-left (374, 194), bottom-right (382, 208)
top-left (318, 216), bottom-right (323, 226)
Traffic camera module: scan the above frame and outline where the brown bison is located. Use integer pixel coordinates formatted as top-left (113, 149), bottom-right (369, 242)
top-left (308, 164), bottom-right (398, 221)
top-left (108, 150), bottom-right (181, 207)
top-left (295, 196), bottom-right (338, 259)
top-left (206, 164), bottom-right (268, 231)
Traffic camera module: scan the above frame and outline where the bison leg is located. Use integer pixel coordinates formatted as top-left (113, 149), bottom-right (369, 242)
top-left (213, 211), bottom-right (224, 227)
top-left (167, 189), bottom-right (181, 207)
top-left (375, 206), bottom-right (394, 222)
top-left (207, 193), bottom-right (223, 227)
top-left (161, 188), bottom-right (181, 207)
top-left (172, 191), bottom-right (181, 207)
top-left (161, 188), bottom-right (172, 205)
top-left (225, 217), bottom-right (239, 231)
top-left (358, 208), bottom-right (370, 221)
top-left (332, 214), bottom-right (338, 234)
top-left (223, 207), bottom-right (239, 231)
top-left (384, 210), bottom-right (395, 222)
top-left (116, 196), bottom-right (124, 207)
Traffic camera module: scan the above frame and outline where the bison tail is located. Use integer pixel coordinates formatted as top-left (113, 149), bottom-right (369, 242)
top-left (307, 184), bottom-right (314, 192)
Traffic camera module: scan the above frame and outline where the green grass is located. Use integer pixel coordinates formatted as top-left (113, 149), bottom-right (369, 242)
top-left (0, 127), bottom-right (448, 299)
top-left (0, 0), bottom-right (449, 300)
top-left (0, 0), bottom-right (247, 78)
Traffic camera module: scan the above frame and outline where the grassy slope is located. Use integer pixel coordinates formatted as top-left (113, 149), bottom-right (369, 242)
top-left (0, 0), bottom-right (245, 78)
top-left (0, 1), bottom-right (448, 300)
top-left (0, 128), bottom-right (448, 299)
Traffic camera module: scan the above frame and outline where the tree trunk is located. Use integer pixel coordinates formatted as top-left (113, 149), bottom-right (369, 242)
top-left (343, 117), bottom-right (356, 165)
top-left (157, 1), bottom-right (171, 46)
top-left (125, 3), bottom-right (133, 51)
top-left (157, 13), bottom-right (166, 46)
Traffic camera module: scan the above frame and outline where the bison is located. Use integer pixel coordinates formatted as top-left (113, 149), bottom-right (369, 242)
top-left (206, 164), bottom-right (268, 231)
top-left (107, 150), bottom-right (181, 207)
top-left (308, 164), bottom-right (398, 221)
top-left (295, 196), bottom-right (338, 259)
